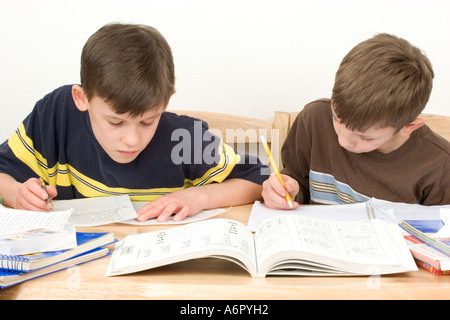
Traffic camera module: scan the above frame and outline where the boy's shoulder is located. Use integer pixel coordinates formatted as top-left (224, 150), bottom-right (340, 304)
top-left (38, 85), bottom-right (74, 105)
top-left (32, 85), bottom-right (78, 118)
top-left (300, 98), bottom-right (331, 117)
top-left (304, 98), bottom-right (331, 108)
top-left (26, 85), bottom-right (81, 124)
top-left (418, 125), bottom-right (450, 156)
top-left (294, 98), bottom-right (332, 127)
top-left (160, 111), bottom-right (209, 131)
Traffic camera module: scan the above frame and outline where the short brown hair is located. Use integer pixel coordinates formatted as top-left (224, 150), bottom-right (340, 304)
top-left (80, 23), bottom-right (175, 116)
top-left (331, 33), bottom-right (434, 131)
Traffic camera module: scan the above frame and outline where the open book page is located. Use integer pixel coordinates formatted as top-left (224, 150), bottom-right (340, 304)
top-left (53, 195), bottom-right (137, 227)
top-left (119, 202), bottom-right (228, 225)
top-left (106, 219), bottom-right (257, 277)
top-left (254, 215), bottom-right (417, 276)
top-left (0, 206), bottom-right (73, 235)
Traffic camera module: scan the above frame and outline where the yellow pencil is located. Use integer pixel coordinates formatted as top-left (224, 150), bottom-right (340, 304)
top-left (39, 177), bottom-right (53, 210)
top-left (260, 135), bottom-right (293, 208)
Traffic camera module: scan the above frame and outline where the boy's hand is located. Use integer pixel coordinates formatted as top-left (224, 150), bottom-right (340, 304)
top-left (136, 187), bottom-right (206, 222)
top-left (262, 173), bottom-right (300, 210)
top-left (14, 178), bottom-right (57, 211)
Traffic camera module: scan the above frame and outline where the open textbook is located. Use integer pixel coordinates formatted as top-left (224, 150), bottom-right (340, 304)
top-left (106, 215), bottom-right (417, 278)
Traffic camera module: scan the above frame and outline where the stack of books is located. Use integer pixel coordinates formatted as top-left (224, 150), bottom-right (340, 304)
top-left (0, 232), bottom-right (114, 289)
top-left (401, 220), bottom-right (450, 275)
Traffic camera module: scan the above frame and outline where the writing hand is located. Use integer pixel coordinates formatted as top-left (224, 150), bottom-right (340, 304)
top-left (14, 177), bottom-right (57, 211)
top-left (262, 173), bottom-right (300, 210)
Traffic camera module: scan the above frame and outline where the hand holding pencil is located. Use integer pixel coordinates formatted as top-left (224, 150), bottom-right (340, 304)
top-left (39, 178), bottom-right (54, 211)
top-left (4, 176), bottom-right (57, 211)
top-left (260, 135), bottom-right (298, 209)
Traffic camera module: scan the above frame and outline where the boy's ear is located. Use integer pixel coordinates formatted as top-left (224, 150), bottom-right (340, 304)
top-left (399, 118), bottom-right (426, 136)
top-left (72, 85), bottom-right (89, 111)
top-left (159, 89), bottom-right (176, 112)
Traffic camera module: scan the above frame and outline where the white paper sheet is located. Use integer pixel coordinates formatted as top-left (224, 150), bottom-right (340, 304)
top-left (53, 195), bottom-right (137, 227)
top-left (247, 201), bottom-right (371, 231)
top-left (120, 202), bottom-right (228, 225)
top-left (52, 196), bottom-right (227, 226)
top-left (247, 199), bottom-right (450, 232)
top-left (0, 206), bottom-right (73, 235)
top-left (370, 198), bottom-right (447, 222)
top-left (433, 209), bottom-right (450, 239)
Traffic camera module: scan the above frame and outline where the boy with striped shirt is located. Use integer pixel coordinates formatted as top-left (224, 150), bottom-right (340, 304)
top-left (0, 23), bottom-right (267, 222)
top-left (262, 34), bottom-right (449, 208)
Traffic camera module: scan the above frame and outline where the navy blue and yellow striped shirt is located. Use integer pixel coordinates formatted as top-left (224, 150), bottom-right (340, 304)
top-left (0, 85), bottom-right (268, 201)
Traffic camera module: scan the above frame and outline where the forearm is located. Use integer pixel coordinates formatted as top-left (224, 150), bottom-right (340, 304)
top-left (198, 178), bottom-right (263, 209)
top-left (136, 178), bottom-right (263, 222)
top-left (0, 173), bottom-right (21, 208)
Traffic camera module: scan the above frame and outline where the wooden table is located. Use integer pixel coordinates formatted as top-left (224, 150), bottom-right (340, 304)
top-left (1, 204), bottom-right (449, 300)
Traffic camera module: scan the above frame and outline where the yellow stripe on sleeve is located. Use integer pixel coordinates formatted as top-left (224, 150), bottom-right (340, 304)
top-left (8, 123), bottom-right (49, 179)
top-left (189, 139), bottom-right (240, 186)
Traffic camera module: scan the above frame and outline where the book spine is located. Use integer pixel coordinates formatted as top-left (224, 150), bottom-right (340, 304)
top-left (400, 221), bottom-right (450, 256)
top-left (415, 259), bottom-right (450, 276)
top-left (0, 254), bottom-right (28, 272)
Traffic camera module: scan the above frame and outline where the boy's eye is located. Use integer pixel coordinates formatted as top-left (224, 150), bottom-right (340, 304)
top-left (360, 137), bottom-right (374, 142)
top-left (141, 122), bottom-right (153, 127)
top-left (108, 121), bottom-right (123, 126)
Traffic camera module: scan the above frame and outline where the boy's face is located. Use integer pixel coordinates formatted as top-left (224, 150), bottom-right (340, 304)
top-left (86, 96), bottom-right (165, 163)
top-left (331, 106), bottom-right (409, 154)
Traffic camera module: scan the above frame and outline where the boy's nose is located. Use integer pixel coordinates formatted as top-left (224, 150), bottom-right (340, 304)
top-left (337, 130), bottom-right (357, 149)
top-left (121, 129), bottom-right (140, 147)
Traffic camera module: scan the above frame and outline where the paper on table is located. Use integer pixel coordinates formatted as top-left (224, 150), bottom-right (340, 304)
top-left (247, 201), bottom-right (374, 231)
top-left (119, 202), bottom-right (229, 225)
top-left (370, 198), bottom-right (447, 222)
top-left (0, 206), bottom-right (73, 235)
top-left (53, 195), bottom-right (137, 227)
top-left (247, 199), bottom-right (450, 232)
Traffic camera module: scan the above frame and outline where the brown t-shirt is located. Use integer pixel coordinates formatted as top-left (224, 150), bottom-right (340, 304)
top-left (281, 99), bottom-right (450, 205)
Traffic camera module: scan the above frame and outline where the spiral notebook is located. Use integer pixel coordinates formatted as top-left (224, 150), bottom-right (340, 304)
top-left (0, 232), bottom-right (114, 273)
top-left (0, 247), bottom-right (110, 289)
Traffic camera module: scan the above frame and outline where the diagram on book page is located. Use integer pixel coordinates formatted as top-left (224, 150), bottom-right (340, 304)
top-left (105, 219), bottom-right (257, 277)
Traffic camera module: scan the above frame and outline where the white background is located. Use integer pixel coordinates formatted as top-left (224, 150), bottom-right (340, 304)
top-left (0, 0), bottom-right (449, 141)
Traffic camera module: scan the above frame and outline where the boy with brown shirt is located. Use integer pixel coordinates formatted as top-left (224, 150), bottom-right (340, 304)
top-left (262, 33), bottom-right (450, 208)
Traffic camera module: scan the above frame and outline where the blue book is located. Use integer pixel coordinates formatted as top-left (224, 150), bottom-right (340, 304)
top-left (0, 232), bottom-right (115, 273)
top-left (0, 247), bottom-right (110, 289)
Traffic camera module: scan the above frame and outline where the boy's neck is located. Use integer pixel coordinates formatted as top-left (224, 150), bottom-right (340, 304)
top-left (376, 133), bottom-right (410, 154)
